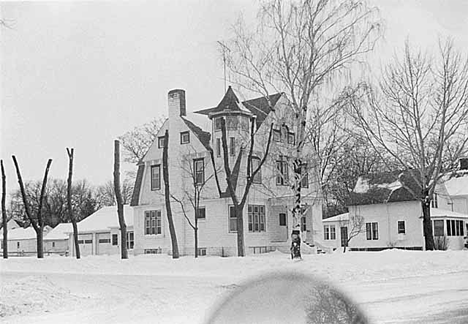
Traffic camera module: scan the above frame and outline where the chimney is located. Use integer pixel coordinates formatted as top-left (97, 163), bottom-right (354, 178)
top-left (459, 157), bottom-right (468, 171)
top-left (168, 89), bottom-right (186, 117)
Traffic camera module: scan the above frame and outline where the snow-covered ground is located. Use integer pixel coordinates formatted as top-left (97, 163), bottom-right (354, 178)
top-left (1, 250), bottom-right (467, 323)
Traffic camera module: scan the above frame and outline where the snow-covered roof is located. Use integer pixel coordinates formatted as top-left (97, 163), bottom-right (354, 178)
top-left (184, 113), bottom-right (211, 133)
top-left (429, 208), bottom-right (468, 219)
top-left (8, 227), bottom-right (37, 240)
top-left (44, 223), bottom-right (74, 241)
top-left (73, 205), bottom-right (134, 233)
top-left (443, 174), bottom-right (468, 196)
top-left (323, 213), bottom-right (349, 223)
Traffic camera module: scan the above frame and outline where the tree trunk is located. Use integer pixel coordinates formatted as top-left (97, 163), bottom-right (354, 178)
top-left (162, 130), bottom-right (179, 259)
top-left (114, 140), bottom-right (128, 259)
top-left (1, 160), bottom-right (7, 259)
top-left (36, 229), bottom-right (44, 258)
top-left (235, 204), bottom-right (245, 257)
top-left (194, 226), bottom-right (198, 258)
top-left (36, 159), bottom-right (52, 259)
top-left (422, 198), bottom-right (435, 251)
top-left (67, 148), bottom-right (80, 259)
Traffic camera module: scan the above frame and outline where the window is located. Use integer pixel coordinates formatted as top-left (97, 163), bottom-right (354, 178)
top-left (281, 125), bottom-right (289, 143)
top-left (112, 234), bottom-right (118, 245)
top-left (398, 221), bottom-right (406, 234)
top-left (273, 129), bottom-right (281, 142)
top-left (196, 207), bottom-right (206, 219)
top-left (127, 232), bottom-right (134, 249)
top-left (144, 248), bottom-right (162, 254)
top-left (324, 225), bottom-right (336, 240)
top-left (301, 216), bottom-right (307, 232)
top-left (366, 222), bottom-right (379, 240)
top-left (288, 132), bottom-right (295, 145)
top-left (229, 206), bottom-right (237, 232)
top-left (198, 248), bottom-right (207, 256)
top-left (447, 219), bottom-right (464, 236)
top-left (301, 164), bottom-right (309, 188)
top-left (226, 116), bottom-right (238, 130)
top-left (180, 131), bottom-right (190, 144)
top-left (151, 165), bottom-right (161, 191)
top-left (230, 137), bottom-right (235, 156)
top-left (431, 193), bottom-right (438, 208)
top-left (52, 242), bottom-right (55, 248)
top-left (433, 220), bottom-right (444, 236)
top-left (214, 117), bottom-right (223, 131)
top-left (158, 136), bottom-right (165, 148)
top-left (84, 240), bottom-right (92, 244)
top-left (78, 240), bottom-right (84, 244)
top-left (145, 210), bottom-right (162, 235)
top-left (276, 156), bottom-right (289, 185)
top-left (17, 242), bottom-right (20, 248)
top-left (216, 138), bottom-right (221, 157)
top-left (279, 213), bottom-right (287, 226)
top-left (248, 205), bottom-right (265, 232)
top-left (194, 158), bottom-right (205, 184)
top-left (251, 157), bottom-right (262, 184)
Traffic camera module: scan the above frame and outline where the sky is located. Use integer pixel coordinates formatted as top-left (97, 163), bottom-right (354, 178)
top-left (1, 0), bottom-right (467, 194)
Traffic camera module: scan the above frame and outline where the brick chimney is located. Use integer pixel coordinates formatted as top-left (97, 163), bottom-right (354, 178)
top-left (168, 89), bottom-right (186, 118)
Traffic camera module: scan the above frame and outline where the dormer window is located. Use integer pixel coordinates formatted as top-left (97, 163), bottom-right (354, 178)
top-left (158, 136), bottom-right (165, 149)
top-left (180, 131), bottom-right (190, 144)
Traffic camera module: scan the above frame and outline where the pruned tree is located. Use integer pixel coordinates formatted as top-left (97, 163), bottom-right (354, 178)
top-left (222, 0), bottom-right (382, 244)
top-left (162, 130), bottom-right (179, 259)
top-left (67, 148), bottom-right (80, 259)
top-left (1, 160), bottom-right (8, 259)
top-left (12, 156), bottom-right (52, 258)
top-left (338, 214), bottom-right (364, 252)
top-left (118, 117), bottom-right (166, 164)
top-left (347, 39), bottom-right (468, 250)
top-left (113, 140), bottom-right (128, 259)
top-left (217, 117), bottom-right (274, 257)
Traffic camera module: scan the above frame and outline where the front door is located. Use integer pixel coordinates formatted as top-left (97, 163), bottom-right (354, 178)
top-left (269, 206), bottom-right (288, 242)
top-left (341, 227), bottom-right (348, 247)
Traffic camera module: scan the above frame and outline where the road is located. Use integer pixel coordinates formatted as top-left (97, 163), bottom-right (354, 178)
top-left (1, 270), bottom-right (468, 323)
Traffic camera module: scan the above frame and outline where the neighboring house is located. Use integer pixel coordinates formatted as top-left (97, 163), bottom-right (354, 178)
top-left (67, 205), bottom-right (134, 257)
top-left (2, 226), bottom-right (52, 256)
top-left (323, 170), bottom-right (468, 251)
top-left (436, 158), bottom-right (468, 216)
top-left (131, 87), bottom-right (322, 256)
top-left (44, 223), bottom-right (73, 256)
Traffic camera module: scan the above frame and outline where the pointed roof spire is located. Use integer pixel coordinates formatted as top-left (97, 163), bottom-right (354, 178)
top-left (216, 86), bottom-right (242, 112)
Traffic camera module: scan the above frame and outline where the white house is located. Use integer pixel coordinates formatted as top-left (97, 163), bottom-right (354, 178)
top-left (68, 205), bottom-right (134, 257)
top-left (44, 223), bottom-right (73, 256)
top-left (3, 226), bottom-right (52, 256)
top-left (322, 170), bottom-right (468, 251)
top-left (131, 87), bottom-right (323, 256)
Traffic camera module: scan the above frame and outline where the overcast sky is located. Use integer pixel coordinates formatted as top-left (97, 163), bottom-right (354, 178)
top-left (1, 0), bottom-right (467, 194)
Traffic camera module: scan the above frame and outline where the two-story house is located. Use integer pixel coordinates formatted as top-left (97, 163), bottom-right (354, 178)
top-left (130, 87), bottom-right (323, 256)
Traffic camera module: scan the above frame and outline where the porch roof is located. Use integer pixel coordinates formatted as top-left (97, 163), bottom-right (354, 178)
top-left (428, 208), bottom-right (468, 219)
top-left (323, 213), bottom-right (349, 223)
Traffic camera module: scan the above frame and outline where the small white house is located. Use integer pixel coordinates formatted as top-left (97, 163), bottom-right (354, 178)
top-left (323, 171), bottom-right (468, 252)
top-left (68, 205), bottom-right (134, 257)
top-left (44, 223), bottom-right (73, 256)
top-left (3, 226), bottom-right (52, 256)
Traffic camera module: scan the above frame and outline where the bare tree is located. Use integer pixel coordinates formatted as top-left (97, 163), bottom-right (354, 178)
top-left (348, 39), bottom-right (468, 250)
top-left (12, 156), bottom-right (52, 258)
top-left (172, 154), bottom-right (216, 258)
top-left (222, 0), bottom-right (382, 244)
top-left (1, 160), bottom-right (7, 259)
top-left (338, 214), bottom-right (364, 252)
top-left (114, 140), bottom-right (128, 259)
top-left (118, 117), bottom-right (166, 164)
top-left (162, 130), bottom-right (179, 258)
top-left (94, 179), bottom-right (133, 207)
top-left (216, 117), bottom-right (274, 257)
top-left (67, 148), bottom-right (80, 259)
